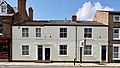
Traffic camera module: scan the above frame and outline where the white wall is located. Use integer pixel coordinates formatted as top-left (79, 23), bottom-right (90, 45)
top-left (77, 26), bottom-right (108, 62)
top-left (12, 26), bottom-right (108, 62)
top-left (12, 26), bottom-right (76, 61)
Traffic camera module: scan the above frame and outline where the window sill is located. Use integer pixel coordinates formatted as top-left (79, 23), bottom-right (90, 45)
top-left (0, 33), bottom-right (2, 35)
top-left (83, 55), bottom-right (93, 56)
top-left (113, 39), bottom-right (120, 41)
top-left (58, 55), bottom-right (68, 57)
top-left (59, 38), bottom-right (68, 39)
top-left (113, 58), bottom-right (120, 60)
top-left (35, 37), bottom-right (42, 39)
top-left (22, 55), bottom-right (30, 56)
top-left (113, 21), bottom-right (120, 22)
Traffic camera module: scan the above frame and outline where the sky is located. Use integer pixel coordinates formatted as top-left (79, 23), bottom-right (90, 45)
top-left (4, 0), bottom-right (120, 21)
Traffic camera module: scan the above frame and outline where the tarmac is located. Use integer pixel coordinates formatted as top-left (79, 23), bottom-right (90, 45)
top-left (0, 62), bottom-right (120, 67)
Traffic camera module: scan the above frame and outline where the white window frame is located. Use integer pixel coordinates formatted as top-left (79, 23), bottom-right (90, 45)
top-left (35, 28), bottom-right (41, 38)
top-left (1, 5), bottom-right (7, 13)
top-left (22, 28), bottom-right (29, 37)
top-left (113, 28), bottom-right (120, 40)
top-left (59, 28), bottom-right (67, 38)
top-left (113, 15), bottom-right (120, 22)
top-left (83, 45), bottom-right (93, 56)
top-left (84, 28), bottom-right (92, 39)
top-left (59, 45), bottom-right (68, 56)
top-left (21, 45), bottom-right (30, 56)
top-left (113, 44), bottom-right (120, 60)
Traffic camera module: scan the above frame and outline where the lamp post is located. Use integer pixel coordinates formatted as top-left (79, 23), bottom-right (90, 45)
top-left (80, 37), bottom-right (86, 64)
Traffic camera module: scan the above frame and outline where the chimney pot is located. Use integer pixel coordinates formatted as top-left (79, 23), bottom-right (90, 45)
top-left (18, 0), bottom-right (29, 21)
top-left (29, 7), bottom-right (33, 21)
top-left (72, 15), bottom-right (77, 22)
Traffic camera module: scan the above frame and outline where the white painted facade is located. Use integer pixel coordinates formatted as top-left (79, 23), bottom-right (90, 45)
top-left (77, 26), bottom-right (108, 62)
top-left (12, 25), bottom-right (108, 62)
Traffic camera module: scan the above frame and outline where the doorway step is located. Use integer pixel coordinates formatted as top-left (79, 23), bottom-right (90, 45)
top-left (35, 60), bottom-right (51, 63)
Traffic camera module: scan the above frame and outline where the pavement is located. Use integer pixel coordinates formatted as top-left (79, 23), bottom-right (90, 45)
top-left (0, 62), bottom-right (120, 67)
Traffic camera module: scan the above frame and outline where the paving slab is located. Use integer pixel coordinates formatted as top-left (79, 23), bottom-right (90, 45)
top-left (0, 62), bottom-right (120, 67)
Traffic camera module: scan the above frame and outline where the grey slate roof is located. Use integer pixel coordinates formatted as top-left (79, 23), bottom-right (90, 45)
top-left (45, 20), bottom-right (108, 26)
top-left (13, 20), bottom-right (108, 26)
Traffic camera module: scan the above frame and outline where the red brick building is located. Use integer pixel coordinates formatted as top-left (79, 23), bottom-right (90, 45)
top-left (0, 0), bottom-right (33, 61)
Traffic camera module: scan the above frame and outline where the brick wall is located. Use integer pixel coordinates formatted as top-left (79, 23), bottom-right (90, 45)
top-left (93, 11), bottom-right (109, 25)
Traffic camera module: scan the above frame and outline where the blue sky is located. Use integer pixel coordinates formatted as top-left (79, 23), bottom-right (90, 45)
top-left (5, 0), bottom-right (120, 20)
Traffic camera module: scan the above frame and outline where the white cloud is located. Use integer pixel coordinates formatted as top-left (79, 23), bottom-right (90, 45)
top-left (76, 2), bottom-right (114, 21)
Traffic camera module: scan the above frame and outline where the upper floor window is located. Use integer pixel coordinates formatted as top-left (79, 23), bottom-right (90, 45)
top-left (60, 28), bottom-right (67, 38)
top-left (113, 15), bottom-right (120, 22)
top-left (0, 24), bottom-right (2, 35)
top-left (1, 6), bottom-right (7, 13)
top-left (84, 28), bottom-right (92, 38)
top-left (22, 28), bottom-right (29, 37)
top-left (22, 45), bottom-right (29, 56)
top-left (36, 28), bottom-right (41, 37)
top-left (113, 28), bottom-right (120, 40)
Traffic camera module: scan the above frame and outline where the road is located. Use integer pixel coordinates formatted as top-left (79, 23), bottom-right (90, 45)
top-left (0, 66), bottom-right (119, 68)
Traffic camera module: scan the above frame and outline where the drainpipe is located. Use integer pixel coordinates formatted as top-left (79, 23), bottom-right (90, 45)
top-left (74, 25), bottom-right (77, 65)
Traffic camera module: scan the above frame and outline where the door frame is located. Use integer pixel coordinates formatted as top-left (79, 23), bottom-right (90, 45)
top-left (45, 48), bottom-right (50, 60)
top-left (36, 45), bottom-right (51, 60)
top-left (100, 45), bottom-right (108, 62)
top-left (37, 45), bottom-right (43, 60)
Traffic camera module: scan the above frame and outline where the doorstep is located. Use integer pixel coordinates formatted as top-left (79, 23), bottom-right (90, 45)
top-left (35, 60), bottom-right (52, 63)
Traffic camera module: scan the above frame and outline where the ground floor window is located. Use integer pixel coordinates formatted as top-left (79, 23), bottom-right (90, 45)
top-left (0, 39), bottom-right (9, 59)
top-left (22, 45), bottom-right (29, 56)
top-left (84, 45), bottom-right (92, 56)
top-left (59, 45), bottom-right (67, 55)
top-left (0, 45), bottom-right (8, 56)
top-left (113, 44), bottom-right (120, 59)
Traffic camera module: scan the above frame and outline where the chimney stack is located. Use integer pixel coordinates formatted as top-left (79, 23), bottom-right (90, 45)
top-left (29, 7), bottom-right (33, 21)
top-left (18, 0), bottom-right (29, 21)
top-left (72, 15), bottom-right (77, 22)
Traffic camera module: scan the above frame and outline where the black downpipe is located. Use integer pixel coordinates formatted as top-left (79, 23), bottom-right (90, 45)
top-left (74, 26), bottom-right (77, 65)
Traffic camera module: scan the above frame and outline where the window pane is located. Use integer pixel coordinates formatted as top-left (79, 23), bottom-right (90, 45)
top-left (64, 33), bottom-right (67, 38)
top-left (113, 34), bottom-right (119, 38)
top-left (22, 46), bottom-right (25, 50)
top-left (114, 53), bottom-right (119, 58)
top-left (115, 16), bottom-right (119, 21)
top-left (114, 29), bottom-right (119, 33)
top-left (64, 28), bottom-right (67, 32)
top-left (26, 51), bottom-right (29, 55)
top-left (26, 46), bottom-right (29, 50)
top-left (60, 28), bottom-right (63, 32)
top-left (114, 47), bottom-right (119, 52)
top-left (22, 51), bottom-right (25, 55)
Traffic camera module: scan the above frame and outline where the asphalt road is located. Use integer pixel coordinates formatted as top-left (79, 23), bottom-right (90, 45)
top-left (0, 66), bottom-right (120, 68)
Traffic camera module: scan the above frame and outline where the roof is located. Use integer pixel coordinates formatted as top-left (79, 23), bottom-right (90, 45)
top-left (45, 20), bottom-right (108, 26)
top-left (13, 20), bottom-right (48, 26)
top-left (97, 10), bottom-right (120, 13)
top-left (13, 20), bottom-right (108, 26)
top-left (0, 0), bottom-right (15, 14)
top-left (0, 14), bottom-right (14, 16)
